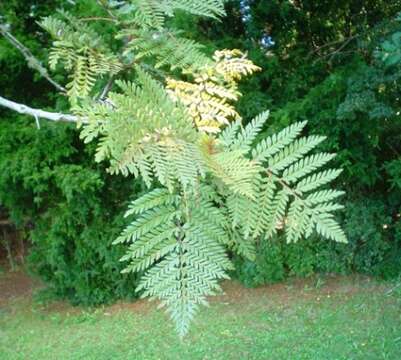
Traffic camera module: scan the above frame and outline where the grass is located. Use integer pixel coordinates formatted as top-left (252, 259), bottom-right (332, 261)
top-left (0, 275), bottom-right (400, 360)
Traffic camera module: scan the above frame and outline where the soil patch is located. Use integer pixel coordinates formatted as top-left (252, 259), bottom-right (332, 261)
top-left (0, 270), bottom-right (388, 315)
top-left (0, 269), bottom-right (42, 307)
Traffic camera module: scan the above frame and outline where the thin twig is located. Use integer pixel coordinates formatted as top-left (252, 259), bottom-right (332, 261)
top-left (309, 36), bottom-right (352, 56)
top-left (79, 16), bottom-right (117, 23)
top-left (98, 76), bottom-right (115, 100)
top-left (311, 34), bottom-right (358, 64)
top-left (327, 35), bottom-right (358, 62)
top-left (0, 24), bottom-right (67, 93)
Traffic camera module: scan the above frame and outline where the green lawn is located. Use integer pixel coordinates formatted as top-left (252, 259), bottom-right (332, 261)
top-left (0, 275), bottom-right (400, 360)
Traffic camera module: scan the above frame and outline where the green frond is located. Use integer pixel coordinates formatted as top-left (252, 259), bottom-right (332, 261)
top-left (39, 1), bottom-right (347, 340)
top-left (231, 110), bottom-right (269, 151)
top-left (218, 119), bottom-right (346, 247)
top-left (282, 153), bottom-right (336, 183)
top-left (122, 238), bottom-right (178, 273)
top-left (312, 202), bottom-right (344, 213)
top-left (168, 0), bottom-right (226, 19)
top-left (113, 205), bottom-right (177, 244)
top-left (185, 223), bottom-right (233, 272)
top-left (305, 190), bottom-right (345, 205)
top-left (314, 213), bottom-right (347, 243)
top-left (40, 15), bottom-right (122, 101)
top-left (228, 229), bottom-right (257, 261)
top-left (250, 176), bottom-right (277, 237)
top-left (147, 143), bottom-right (175, 190)
top-left (218, 120), bottom-right (242, 148)
top-left (145, 140), bottom-right (205, 190)
top-left (190, 200), bottom-right (229, 243)
top-left (136, 231), bottom-right (230, 337)
top-left (120, 29), bottom-right (211, 71)
top-left (77, 67), bottom-right (203, 188)
top-left (252, 121), bottom-right (307, 162)
top-left (136, 152), bottom-right (154, 187)
top-left (296, 169), bottom-right (343, 193)
top-left (117, 187), bottom-right (235, 337)
top-left (285, 200), bottom-right (308, 243)
top-left (263, 188), bottom-right (291, 237)
top-left (268, 135), bottom-right (326, 174)
top-left (226, 193), bottom-right (253, 229)
top-left (39, 17), bottom-right (68, 39)
top-left (124, 0), bottom-right (225, 30)
top-left (130, 0), bottom-right (166, 29)
top-left (125, 188), bottom-right (179, 216)
top-left (209, 150), bottom-right (261, 198)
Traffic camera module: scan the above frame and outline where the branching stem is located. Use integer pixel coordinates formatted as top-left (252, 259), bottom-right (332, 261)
top-left (0, 95), bottom-right (81, 123)
top-left (0, 24), bottom-right (66, 93)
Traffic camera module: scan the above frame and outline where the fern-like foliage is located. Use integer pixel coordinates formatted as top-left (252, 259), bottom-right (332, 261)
top-left (118, 28), bottom-right (211, 71)
top-left (39, 0), bottom-right (346, 338)
top-left (219, 114), bottom-right (346, 244)
top-left (40, 1), bottom-right (229, 104)
top-left (119, 0), bottom-right (225, 30)
top-left (117, 113), bottom-right (346, 337)
top-left (40, 14), bottom-right (122, 102)
top-left (77, 66), bottom-right (205, 190)
top-left (114, 186), bottom-right (232, 336)
top-left (167, 49), bottom-right (261, 133)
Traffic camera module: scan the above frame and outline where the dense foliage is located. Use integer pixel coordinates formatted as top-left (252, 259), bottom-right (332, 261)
top-left (177, 0), bottom-right (401, 282)
top-left (0, 0), bottom-right (400, 332)
top-left (0, 114), bottom-right (142, 305)
top-left (29, 1), bottom-right (346, 336)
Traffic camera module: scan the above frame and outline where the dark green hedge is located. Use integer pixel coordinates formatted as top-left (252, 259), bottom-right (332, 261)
top-left (0, 117), bottom-right (142, 305)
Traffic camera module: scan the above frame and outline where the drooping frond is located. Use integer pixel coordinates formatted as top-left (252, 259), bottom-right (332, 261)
top-left (115, 205), bottom-right (178, 245)
top-left (218, 120), bottom-right (242, 148)
top-left (129, 0), bottom-right (166, 29)
top-left (116, 112), bottom-right (346, 336)
top-left (117, 188), bottom-right (232, 337)
top-left (267, 135), bottom-right (327, 174)
top-left (169, 0), bottom-right (225, 18)
top-left (37, 0), bottom-right (346, 340)
top-left (124, 188), bottom-right (180, 216)
top-left (40, 15), bottom-right (122, 101)
top-left (219, 114), bottom-right (346, 244)
top-left (295, 169), bottom-right (343, 192)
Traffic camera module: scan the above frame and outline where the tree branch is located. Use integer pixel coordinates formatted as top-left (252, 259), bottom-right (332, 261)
top-left (0, 24), bottom-right (67, 94)
top-left (0, 95), bottom-right (80, 123)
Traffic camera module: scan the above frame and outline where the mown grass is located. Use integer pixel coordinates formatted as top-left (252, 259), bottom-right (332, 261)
top-left (0, 275), bottom-right (400, 360)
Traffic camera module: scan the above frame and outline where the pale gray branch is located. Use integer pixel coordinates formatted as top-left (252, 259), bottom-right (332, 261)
top-left (0, 95), bottom-right (80, 123)
top-left (0, 24), bottom-right (67, 93)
